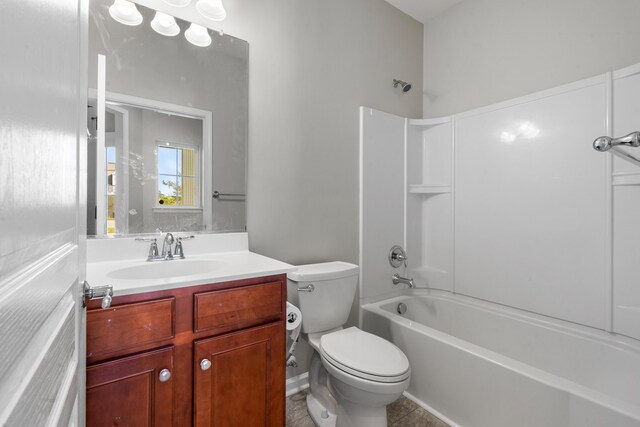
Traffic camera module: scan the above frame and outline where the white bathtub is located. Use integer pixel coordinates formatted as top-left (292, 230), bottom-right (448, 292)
top-left (361, 290), bottom-right (640, 427)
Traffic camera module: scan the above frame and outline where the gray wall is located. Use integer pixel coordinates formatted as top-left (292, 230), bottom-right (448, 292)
top-left (423, 0), bottom-right (640, 117)
top-left (224, 0), bottom-right (423, 378)
top-left (136, 0), bottom-right (424, 378)
top-left (221, 0), bottom-right (423, 263)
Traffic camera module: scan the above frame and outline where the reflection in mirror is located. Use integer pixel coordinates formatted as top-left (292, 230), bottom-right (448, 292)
top-left (88, 0), bottom-right (248, 237)
top-left (87, 93), bottom-right (212, 235)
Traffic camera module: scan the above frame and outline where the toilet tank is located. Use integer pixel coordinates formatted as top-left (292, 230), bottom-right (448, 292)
top-left (287, 262), bottom-right (359, 334)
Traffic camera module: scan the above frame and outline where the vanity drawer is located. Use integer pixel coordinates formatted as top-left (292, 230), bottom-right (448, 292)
top-left (194, 281), bottom-right (283, 332)
top-left (87, 298), bottom-right (175, 359)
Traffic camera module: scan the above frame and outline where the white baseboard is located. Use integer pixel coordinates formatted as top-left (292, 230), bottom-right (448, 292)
top-left (286, 372), bottom-right (309, 396)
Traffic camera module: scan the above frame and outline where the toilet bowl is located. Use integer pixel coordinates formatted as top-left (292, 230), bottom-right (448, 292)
top-left (287, 262), bottom-right (410, 427)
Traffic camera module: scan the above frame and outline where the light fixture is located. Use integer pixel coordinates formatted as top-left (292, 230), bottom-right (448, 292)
top-left (185, 23), bottom-right (212, 47)
top-left (161, 0), bottom-right (191, 7)
top-left (151, 12), bottom-right (180, 36)
top-left (108, 0), bottom-right (143, 26)
top-left (196, 0), bottom-right (227, 21)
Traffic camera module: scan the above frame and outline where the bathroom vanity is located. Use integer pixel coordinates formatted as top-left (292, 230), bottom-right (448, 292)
top-left (85, 233), bottom-right (293, 426)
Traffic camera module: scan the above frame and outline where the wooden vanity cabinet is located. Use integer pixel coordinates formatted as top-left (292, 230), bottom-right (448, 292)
top-left (86, 274), bottom-right (287, 426)
top-left (86, 347), bottom-right (174, 427)
top-left (194, 322), bottom-right (285, 427)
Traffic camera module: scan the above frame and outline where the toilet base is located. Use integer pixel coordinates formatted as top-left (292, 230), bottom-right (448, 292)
top-left (307, 349), bottom-right (401, 427)
top-left (307, 393), bottom-right (337, 427)
top-left (334, 399), bottom-right (387, 427)
top-left (307, 390), bottom-right (388, 427)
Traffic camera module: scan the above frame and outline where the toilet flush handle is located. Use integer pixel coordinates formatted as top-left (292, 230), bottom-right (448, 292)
top-left (297, 284), bottom-right (315, 292)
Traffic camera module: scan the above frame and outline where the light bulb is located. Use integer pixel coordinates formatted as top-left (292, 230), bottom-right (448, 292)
top-left (185, 23), bottom-right (212, 47)
top-left (196, 0), bottom-right (227, 21)
top-left (108, 0), bottom-right (143, 26)
top-left (151, 12), bottom-right (180, 36)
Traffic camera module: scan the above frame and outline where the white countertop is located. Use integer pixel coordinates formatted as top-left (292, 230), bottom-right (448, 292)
top-left (86, 233), bottom-right (295, 296)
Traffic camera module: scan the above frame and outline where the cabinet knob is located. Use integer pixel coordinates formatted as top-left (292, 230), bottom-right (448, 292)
top-left (200, 358), bottom-right (212, 371)
top-left (158, 368), bottom-right (171, 382)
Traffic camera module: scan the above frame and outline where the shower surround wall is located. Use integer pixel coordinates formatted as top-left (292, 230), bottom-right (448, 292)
top-left (360, 62), bottom-right (640, 341)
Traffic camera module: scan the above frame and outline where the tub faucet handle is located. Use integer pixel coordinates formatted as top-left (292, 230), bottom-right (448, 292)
top-left (389, 245), bottom-right (408, 268)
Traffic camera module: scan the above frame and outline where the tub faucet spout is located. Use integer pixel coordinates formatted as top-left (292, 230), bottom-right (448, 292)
top-left (392, 273), bottom-right (415, 288)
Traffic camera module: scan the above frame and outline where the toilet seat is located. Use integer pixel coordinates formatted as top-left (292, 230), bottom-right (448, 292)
top-left (319, 327), bottom-right (410, 383)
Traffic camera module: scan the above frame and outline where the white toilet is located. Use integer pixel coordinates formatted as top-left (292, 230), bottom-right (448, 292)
top-left (288, 262), bottom-right (410, 427)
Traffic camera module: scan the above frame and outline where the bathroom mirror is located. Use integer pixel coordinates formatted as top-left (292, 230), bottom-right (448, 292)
top-left (88, 0), bottom-right (248, 237)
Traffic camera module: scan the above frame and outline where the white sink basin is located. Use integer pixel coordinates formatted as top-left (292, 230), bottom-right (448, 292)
top-left (107, 259), bottom-right (227, 280)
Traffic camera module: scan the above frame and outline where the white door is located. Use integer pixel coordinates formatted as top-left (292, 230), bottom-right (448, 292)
top-left (0, 0), bottom-right (88, 426)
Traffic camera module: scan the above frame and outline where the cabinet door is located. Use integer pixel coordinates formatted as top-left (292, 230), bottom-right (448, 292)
top-left (87, 346), bottom-right (174, 427)
top-left (194, 322), bottom-right (285, 427)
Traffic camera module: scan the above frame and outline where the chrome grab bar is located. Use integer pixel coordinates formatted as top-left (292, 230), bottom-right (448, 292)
top-left (593, 132), bottom-right (640, 167)
top-left (593, 132), bottom-right (640, 152)
top-left (213, 190), bottom-right (246, 200)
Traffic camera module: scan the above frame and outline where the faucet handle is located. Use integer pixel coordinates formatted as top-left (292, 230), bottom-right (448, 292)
top-left (174, 238), bottom-right (185, 259)
top-left (149, 239), bottom-right (159, 258)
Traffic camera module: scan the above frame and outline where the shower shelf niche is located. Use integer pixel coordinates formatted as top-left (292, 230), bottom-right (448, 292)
top-left (405, 118), bottom-right (454, 292)
top-left (408, 184), bottom-right (451, 195)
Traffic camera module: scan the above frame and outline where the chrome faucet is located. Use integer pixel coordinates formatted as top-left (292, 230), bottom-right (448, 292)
top-left (392, 273), bottom-right (415, 288)
top-left (161, 233), bottom-right (175, 260)
top-left (136, 233), bottom-right (195, 261)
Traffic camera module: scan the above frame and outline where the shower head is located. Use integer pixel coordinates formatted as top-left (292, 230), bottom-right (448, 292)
top-left (393, 79), bottom-right (412, 93)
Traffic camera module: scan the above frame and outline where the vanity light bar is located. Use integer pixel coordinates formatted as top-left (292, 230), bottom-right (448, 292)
top-left (185, 23), bottom-right (212, 47)
top-left (196, 0), bottom-right (227, 21)
top-left (108, 0), bottom-right (143, 26)
top-left (108, 0), bottom-right (225, 47)
top-left (151, 12), bottom-right (180, 36)
top-left (162, 0), bottom-right (191, 7)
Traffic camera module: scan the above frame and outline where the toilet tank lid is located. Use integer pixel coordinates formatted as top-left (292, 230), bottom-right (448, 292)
top-left (287, 261), bottom-right (359, 282)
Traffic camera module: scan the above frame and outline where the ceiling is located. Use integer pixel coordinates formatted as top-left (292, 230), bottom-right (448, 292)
top-left (384, 0), bottom-right (463, 23)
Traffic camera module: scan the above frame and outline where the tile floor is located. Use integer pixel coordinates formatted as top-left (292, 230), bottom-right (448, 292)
top-left (286, 391), bottom-right (450, 427)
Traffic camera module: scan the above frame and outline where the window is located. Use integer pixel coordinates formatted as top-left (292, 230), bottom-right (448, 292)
top-left (106, 146), bottom-right (117, 235)
top-left (156, 142), bottom-right (200, 208)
